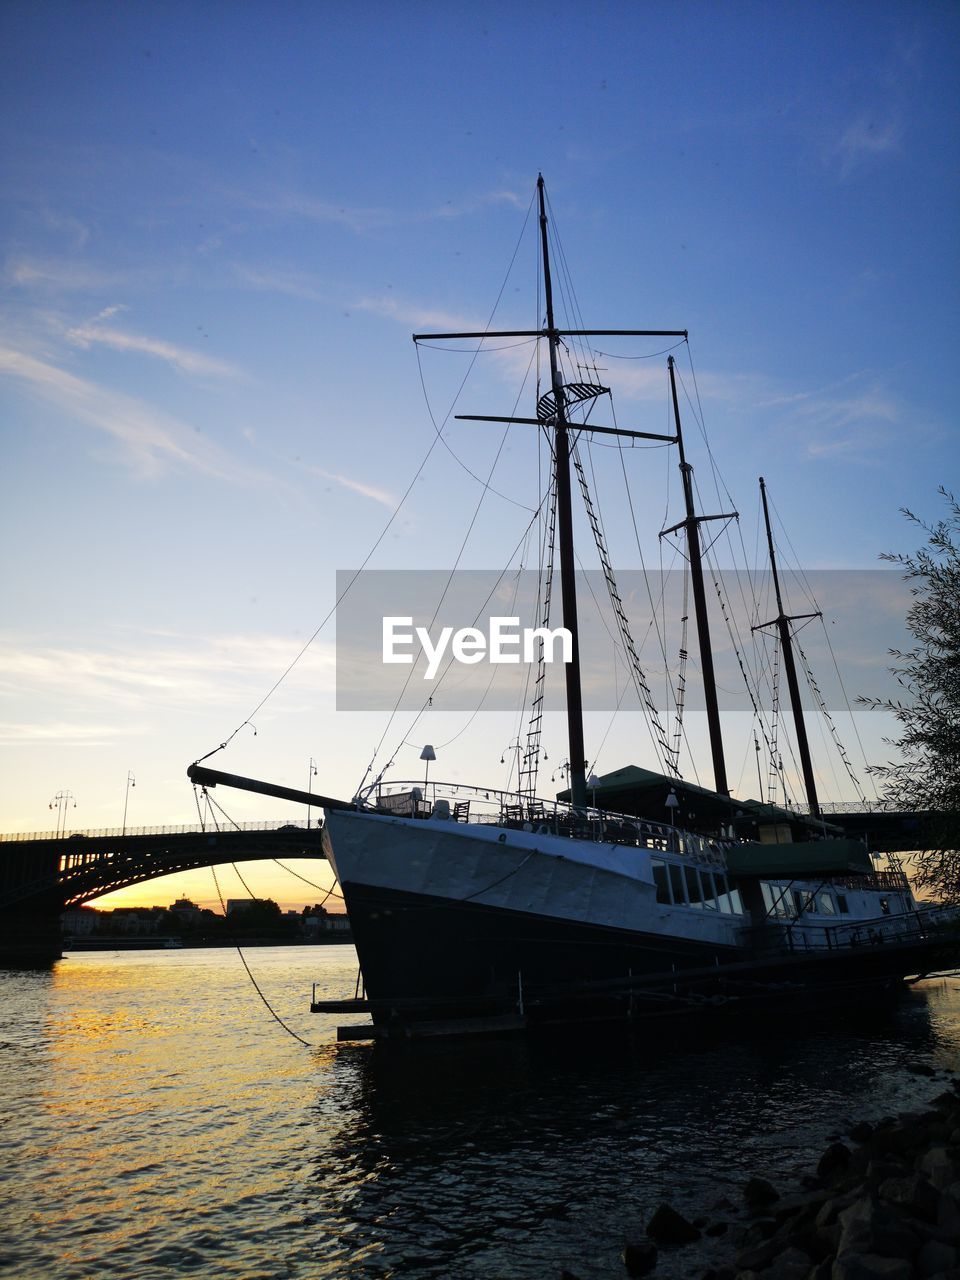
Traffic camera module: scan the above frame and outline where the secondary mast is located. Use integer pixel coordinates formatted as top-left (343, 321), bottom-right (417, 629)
top-left (754, 476), bottom-right (822, 817)
top-left (660, 356), bottom-right (737, 795)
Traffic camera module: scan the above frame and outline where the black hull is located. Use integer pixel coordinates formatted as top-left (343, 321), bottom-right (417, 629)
top-left (340, 882), bottom-right (957, 1030)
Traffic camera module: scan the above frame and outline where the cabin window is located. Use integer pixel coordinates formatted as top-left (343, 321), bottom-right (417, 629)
top-left (668, 864), bottom-right (686, 905)
top-left (762, 885), bottom-right (783, 916)
top-left (651, 859), bottom-right (670, 905)
top-left (684, 866), bottom-right (704, 909)
top-left (818, 892), bottom-right (836, 916)
top-left (700, 871), bottom-right (720, 910)
top-left (762, 883), bottom-right (791, 918)
top-left (714, 873), bottom-right (734, 913)
top-left (727, 886), bottom-right (744, 914)
top-left (837, 893), bottom-right (849, 914)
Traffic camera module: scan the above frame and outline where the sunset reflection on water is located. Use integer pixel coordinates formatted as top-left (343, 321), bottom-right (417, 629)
top-left (2, 948), bottom-right (959, 1279)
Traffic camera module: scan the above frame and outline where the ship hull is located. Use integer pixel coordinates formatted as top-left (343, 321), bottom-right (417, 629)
top-left (323, 808), bottom-right (956, 1029)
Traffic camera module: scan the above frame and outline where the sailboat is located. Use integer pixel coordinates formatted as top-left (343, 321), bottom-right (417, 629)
top-left (188, 177), bottom-right (957, 1038)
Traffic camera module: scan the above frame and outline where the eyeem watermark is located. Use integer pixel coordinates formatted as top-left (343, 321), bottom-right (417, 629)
top-left (335, 568), bottom-right (910, 712)
top-left (383, 616), bottom-right (572, 680)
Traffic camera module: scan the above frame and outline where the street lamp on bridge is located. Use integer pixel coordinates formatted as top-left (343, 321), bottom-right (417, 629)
top-left (307, 758), bottom-right (318, 829)
top-left (49, 790), bottom-right (76, 838)
top-left (122, 771), bottom-right (136, 835)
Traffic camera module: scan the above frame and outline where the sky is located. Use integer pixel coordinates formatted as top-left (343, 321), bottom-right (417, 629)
top-left (1, 1), bottom-right (957, 912)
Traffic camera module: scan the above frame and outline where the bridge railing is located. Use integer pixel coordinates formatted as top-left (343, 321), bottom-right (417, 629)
top-left (0, 819), bottom-right (315, 843)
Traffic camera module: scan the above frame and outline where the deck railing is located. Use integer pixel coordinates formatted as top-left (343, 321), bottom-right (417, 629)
top-left (373, 780), bottom-right (731, 868)
top-left (744, 904), bottom-right (959, 956)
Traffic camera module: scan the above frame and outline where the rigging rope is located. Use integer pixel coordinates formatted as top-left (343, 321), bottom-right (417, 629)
top-left (572, 444), bottom-right (676, 775)
top-left (194, 788), bottom-right (313, 1048)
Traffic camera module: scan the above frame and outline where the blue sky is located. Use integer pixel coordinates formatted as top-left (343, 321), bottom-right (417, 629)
top-left (1, 1), bottom-right (956, 908)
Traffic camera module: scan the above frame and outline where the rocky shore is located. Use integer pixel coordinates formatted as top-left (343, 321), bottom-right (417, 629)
top-left (571, 1070), bottom-right (960, 1280)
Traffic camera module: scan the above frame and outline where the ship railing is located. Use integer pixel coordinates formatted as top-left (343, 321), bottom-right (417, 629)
top-left (372, 780), bottom-right (730, 868)
top-left (742, 903), bottom-right (960, 957)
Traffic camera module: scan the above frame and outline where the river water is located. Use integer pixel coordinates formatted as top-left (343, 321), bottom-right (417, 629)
top-left (2, 945), bottom-right (959, 1279)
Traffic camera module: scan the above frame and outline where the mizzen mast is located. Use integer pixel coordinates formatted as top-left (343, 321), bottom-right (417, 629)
top-left (754, 476), bottom-right (822, 817)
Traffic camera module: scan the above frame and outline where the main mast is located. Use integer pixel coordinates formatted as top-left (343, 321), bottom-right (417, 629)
top-left (755, 476), bottom-right (822, 817)
top-left (417, 175), bottom-right (686, 808)
top-left (537, 176), bottom-right (587, 807)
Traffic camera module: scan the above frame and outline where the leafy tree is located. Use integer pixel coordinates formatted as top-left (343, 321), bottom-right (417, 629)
top-left (861, 488), bottom-right (960, 899)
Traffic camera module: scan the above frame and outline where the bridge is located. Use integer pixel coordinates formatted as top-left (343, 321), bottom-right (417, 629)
top-left (0, 795), bottom-right (931, 964)
top-left (0, 820), bottom-right (327, 964)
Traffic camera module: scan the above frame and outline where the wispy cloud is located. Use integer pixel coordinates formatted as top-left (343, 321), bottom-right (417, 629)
top-left (835, 114), bottom-right (904, 178)
top-left (0, 721), bottom-right (137, 747)
top-left (6, 255), bottom-right (147, 293)
top-left (0, 344), bottom-right (249, 478)
top-left (354, 292), bottom-right (481, 333)
top-left (233, 187), bottom-right (395, 233)
top-left (308, 465), bottom-right (397, 508)
top-left (430, 188), bottom-right (528, 219)
top-left (0, 634), bottom-right (337, 711)
top-left (231, 263), bottom-right (327, 301)
top-left (66, 314), bottom-right (240, 379)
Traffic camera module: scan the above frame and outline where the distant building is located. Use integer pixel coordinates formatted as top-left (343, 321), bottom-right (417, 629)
top-left (61, 906), bottom-right (100, 936)
top-left (108, 906), bottom-right (165, 935)
top-left (168, 897), bottom-right (203, 924)
top-left (225, 899), bottom-right (261, 915)
top-left (303, 907), bottom-right (351, 938)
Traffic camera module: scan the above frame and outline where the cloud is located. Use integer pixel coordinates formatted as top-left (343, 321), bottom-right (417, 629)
top-left (430, 188), bottom-right (528, 218)
top-left (0, 633), bottom-right (337, 712)
top-left (0, 721), bottom-right (137, 747)
top-left (355, 292), bottom-right (481, 333)
top-left (233, 187), bottom-right (395, 234)
top-left (0, 343), bottom-right (248, 478)
top-left (308, 465), bottom-right (397, 508)
top-left (835, 115), bottom-right (904, 178)
top-left (6, 255), bottom-right (145, 292)
top-left (231, 264), bottom-right (327, 301)
top-left (66, 317), bottom-right (240, 379)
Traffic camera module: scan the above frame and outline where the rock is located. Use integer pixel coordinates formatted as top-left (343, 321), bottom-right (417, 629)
top-left (759, 1247), bottom-right (813, 1280)
top-left (645, 1202), bottom-right (700, 1244)
top-left (937, 1181), bottom-right (960, 1235)
top-left (621, 1239), bottom-right (657, 1276)
top-left (849, 1121), bottom-right (875, 1143)
top-left (878, 1172), bottom-right (940, 1223)
top-left (865, 1158), bottom-right (909, 1190)
top-left (836, 1196), bottom-right (885, 1257)
top-left (815, 1191), bottom-right (860, 1228)
top-left (706, 1221), bottom-right (729, 1237)
top-left (735, 1236), bottom-right (793, 1272)
top-left (907, 1061), bottom-right (938, 1077)
top-left (818, 1143), bottom-right (853, 1180)
top-left (831, 1256), bottom-right (913, 1279)
top-left (771, 1190), bottom-right (829, 1226)
top-left (744, 1176), bottom-right (780, 1209)
top-left (919, 1146), bottom-right (957, 1192)
top-left (734, 1218), bottom-right (778, 1249)
top-left (917, 1239), bottom-right (959, 1277)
